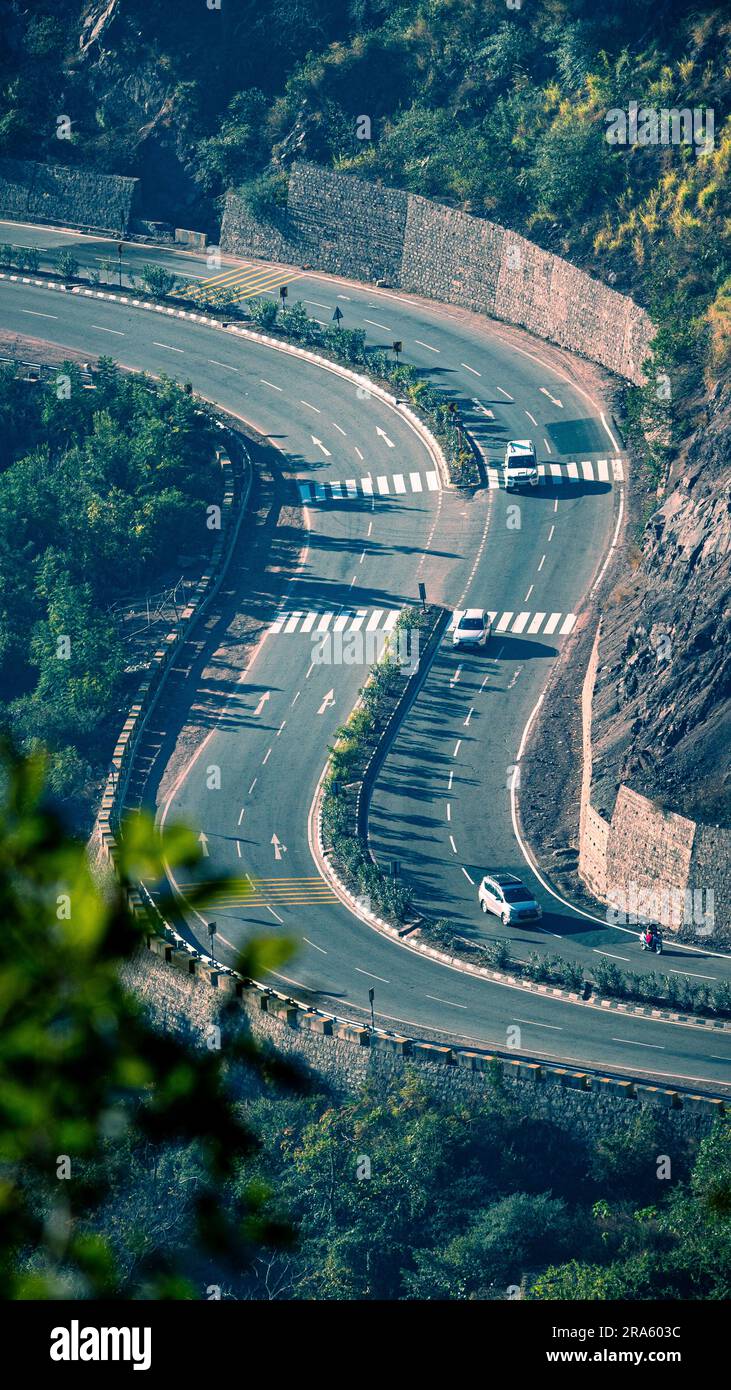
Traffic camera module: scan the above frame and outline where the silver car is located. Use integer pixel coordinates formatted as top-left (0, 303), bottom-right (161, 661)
top-left (478, 872), bottom-right (543, 925)
top-left (452, 608), bottom-right (491, 649)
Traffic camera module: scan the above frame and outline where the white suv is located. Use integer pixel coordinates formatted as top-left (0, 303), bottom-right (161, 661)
top-left (452, 608), bottom-right (491, 648)
top-left (478, 872), bottom-right (543, 925)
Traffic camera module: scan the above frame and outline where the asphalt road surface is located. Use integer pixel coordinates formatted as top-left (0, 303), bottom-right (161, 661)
top-left (1, 221), bottom-right (728, 1092)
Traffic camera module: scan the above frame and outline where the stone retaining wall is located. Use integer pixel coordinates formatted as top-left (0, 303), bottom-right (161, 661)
top-left (578, 629), bottom-right (730, 938)
top-left (0, 158), bottom-right (138, 235)
top-left (120, 929), bottom-right (725, 1139)
top-left (221, 161), bottom-right (654, 383)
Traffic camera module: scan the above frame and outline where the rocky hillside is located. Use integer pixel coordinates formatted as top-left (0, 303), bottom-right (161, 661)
top-left (593, 381), bottom-right (730, 826)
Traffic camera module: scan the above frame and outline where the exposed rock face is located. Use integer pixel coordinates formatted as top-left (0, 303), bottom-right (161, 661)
top-left (592, 380), bottom-right (731, 826)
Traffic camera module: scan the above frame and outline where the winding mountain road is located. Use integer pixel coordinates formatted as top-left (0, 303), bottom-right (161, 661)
top-left (1, 221), bottom-right (729, 1092)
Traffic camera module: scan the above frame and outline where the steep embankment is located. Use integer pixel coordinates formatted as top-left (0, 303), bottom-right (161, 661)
top-left (592, 384), bottom-right (730, 827)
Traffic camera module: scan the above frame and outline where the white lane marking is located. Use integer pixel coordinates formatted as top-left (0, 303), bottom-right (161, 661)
top-left (208, 358), bottom-right (237, 370)
top-left (426, 995), bottom-right (467, 1009)
top-left (302, 937), bottom-right (328, 954)
top-left (267, 905), bottom-right (285, 924)
top-left (461, 362), bottom-right (481, 376)
top-left (262, 748), bottom-right (272, 765)
top-left (92, 323), bottom-right (124, 334)
top-left (153, 341), bottom-right (183, 352)
top-left (450, 666), bottom-right (461, 686)
top-left (612, 1039), bottom-right (665, 1050)
top-left (354, 446), bottom-right (364, 460)
top-left (304, 299), bottom-right (329, 310)
top-left (537, 554), bottom-right (546, 572)
top-left (415, 339), bottom-right (439, 352)
top-left (20, 309), bottom-right (57, 318)
top-left (524, 585), bottom-right (534, 602)
top-left (448, 770), bottom-right (454, 790)
top-left (261, 378), bottom-right (282, 391)
top-left (593, 949), bottom-right (631, 962)
top-left (463, 707), bottom-right (475, 726)
top-left (525, 410), bottom-right (538, 426)
top-left (514, 1019), bottom-right (562, 1031)
top-left (248, 778), bottom-right (257, 794)
top-left (337, 294), bottom-right (350, 300)
top-left (276, 720), bottom-right (286, 736)
top-left (446, 803), bottom-right (451, 821)
top-left (668, 969), bottom-right (717, 981)
top-left (547, 524), bottom-right (555, 542)
top-left (453, 740), bottom-right (462, 756)
top-left (461, 867), bottom-right (475, 885)
top-left (301, 399), bottom-right (321, 413)
top-left (449, 835), bottom-right (458, 854)
top-left (355, 967), bottom-right (390, 983)
top-left (364, 318), bottom-right (392, 332)
top-left (496, 386), bottom-right (513, 400)
top-left (237, 808), bottom-right (245, 826)
top-left (236, 841), bottom-right (241, 857)
top-left (553, 497), bottom-right (559, 512)
top-left (332, 422), bottom-right (346, 435)
top-left (291, 690), bottom-right (301, 706)
top-left (539, 386), bottom-right (563, 407)
top-left (543, 438), bottom-right (552, 453)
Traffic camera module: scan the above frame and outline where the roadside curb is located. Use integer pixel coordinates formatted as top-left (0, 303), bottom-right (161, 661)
top-left (0, 271), bottom-right (452, 489)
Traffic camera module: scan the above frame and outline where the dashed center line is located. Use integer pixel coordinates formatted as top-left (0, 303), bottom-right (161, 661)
top-left (355, 967), bottom-right (390, 983)
top-left (153, 341), bottom-right (183, 352)
top-left (92, 324), bottom-right (124, 334)
top-left (261, 378), bottom-right (282, 391)
top-left (461, 362), bottom-right (481, 376)
top-left (426, 995), bottom-right (467, 1009)
top-left (415, 339), bottom-right (439, 352)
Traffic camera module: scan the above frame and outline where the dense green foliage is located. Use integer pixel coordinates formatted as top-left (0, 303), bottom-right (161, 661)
top-left (0, 362), bottom-right (220, 805)
top-left (0, 742), bottom-right (298, 1298)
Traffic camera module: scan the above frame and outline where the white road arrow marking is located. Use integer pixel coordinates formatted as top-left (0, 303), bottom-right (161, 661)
top-left (254, 691), bottom-right (271, 716)
top-left (312, 436), bottom-right (331, 456)
top-left (318, 689), bottom-right (336, 715)
top-left (198, 832), bottom-right (209, 857)
top-left (271, 833), bottom-right (287, 860)
top-left (376, 427), bottom-right (395, 448)
top-left (539, 387), bottom-right (563, 408)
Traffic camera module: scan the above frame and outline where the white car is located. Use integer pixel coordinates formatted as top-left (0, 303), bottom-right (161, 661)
top-left (478, 872), bottom-right (543, 925)
top-left (452, 608), bottom-right (491, 649)
top-left (503, 439), bottom-right (539, 490)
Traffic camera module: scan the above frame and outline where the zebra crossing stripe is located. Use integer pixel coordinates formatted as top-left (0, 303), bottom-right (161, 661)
top-left (597, 459), bottom-right (609, 481)
top-left (581, 461), bottom-right (593, 480)
top-left (361, 476), bottom-right (373, 495)
top-left (345, 480), bottom-right (357, 497)
top-left (410, 472), bottom-right (423, 492)
top-left (268, 607), bottom-right (578, 637)
top-left (377, 476), bottom-right (389, 494)
top-left (330, 481), bottom-right (343, 498)
top-left (426, 471), bottom-right (439, 490)
top-left (393, 474), bottom-right (406, 493)
top-left (566, 462), bottom-right (579, 480)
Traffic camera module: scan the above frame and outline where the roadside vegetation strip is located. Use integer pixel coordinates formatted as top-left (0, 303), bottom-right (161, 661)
top-left (319, 604), bottom-right (449, 929)
top-left (0, 256), bottom-right (472, 488)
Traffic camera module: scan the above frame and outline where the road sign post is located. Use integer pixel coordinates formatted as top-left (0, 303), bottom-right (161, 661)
top-left (418, 581), bottom-right (427, 612)
top-left (279, 285), bottom-right (288, 308)
top-left (333, 306), bottom-right (343, 327)
top-left (392, 340), bottom-right (403, 362)
top-left (208, 921), bottom-right (217, 967)
top-left (368, 987), bottom-right (375, 1030)
top-left (117, 242), bottom-right (123, 288)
